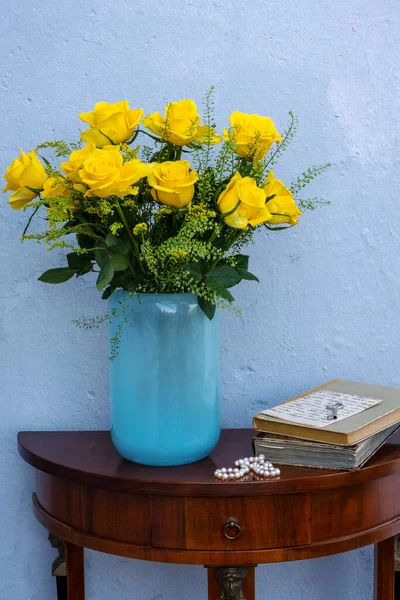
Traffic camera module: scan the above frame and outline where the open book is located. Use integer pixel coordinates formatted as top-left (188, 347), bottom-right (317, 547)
top-left (253, 379), bottom-right (400, 445)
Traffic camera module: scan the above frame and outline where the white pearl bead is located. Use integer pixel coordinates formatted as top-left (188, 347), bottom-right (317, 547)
top-left (275, 468), bottom-right (281, 476)
top-left (221, 467), bottom-right (227, 473)
top-left (228, 473), bottom-right (234, 479)
top-left (214, 470), bottom-right (220, 477)
top-left (238, 459), bottom-right (244, 466)
top-left (227, 467), bottom-right (233, 473)
top-left (258, 458), bottom-right (265, 465)
top-left (244, 466), bottom-right (250, 473)
top-left (249, 457), bottom-right (255, 463)
top-left (243, 457), bottom-right (248, 462)
top-left (234, 460), bottom-right (240, 467)
top-left (259, 454), bottom-right (265, 460)
top-left (234, 473), bottom-right (241, 479)
top-left (233, 468), bottom-right (239, 473)
top-left (222, 473), bottom-right (229, 480)
top-left (239, 470), bottom-right (244, 476)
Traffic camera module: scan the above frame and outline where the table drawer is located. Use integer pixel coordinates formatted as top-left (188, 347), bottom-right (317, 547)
top-left (152, 494), bottom-right (310, 551)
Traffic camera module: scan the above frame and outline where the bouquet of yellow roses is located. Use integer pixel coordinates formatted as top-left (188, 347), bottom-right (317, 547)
top-left (2, 89), bottom-right (329, 318)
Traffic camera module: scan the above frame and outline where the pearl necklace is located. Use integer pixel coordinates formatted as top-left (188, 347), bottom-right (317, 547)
top-left (214, 454), bottom-right (281, 480)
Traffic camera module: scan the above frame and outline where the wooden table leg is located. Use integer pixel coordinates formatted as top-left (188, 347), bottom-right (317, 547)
top-left (207, 566), bottom-right (256, 600)
top-left (66, 542), bottom-right (85, 600)
top-left (375, 537), bottom-right (395, 600)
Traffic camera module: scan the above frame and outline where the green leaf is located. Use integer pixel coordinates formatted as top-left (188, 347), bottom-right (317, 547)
top-left (237, 269), bottom-right (259, 282)
top-left (110, 253), bottom-right (129, 272)
top-left (39, 154), bottom-right (52, 168)
top-left (105, 233), bottom-right (131, 254)
top-left (67, 253), bottom-right (83, 269)
top-left (233, 254), bottom-right (249, 270)
top-left (94, 249), bottom-right (110, 269)
top-left (264, 223), bottom-right (291, 231)
top-left (112, 239), bottom-right (131, 254)
top-left (96, 263), bottom-right (114, 290)
top-left (77, 233), bottom-right (96, 250)
top-left (105, 233), bottom-right (118, 247)
top-left (198, 296), bottom-right (216, 320)
top-left (38, 268), bottom-right (76, 284)
top-left (102, 286), bottom-right (114, 300)
top-left (208, 265), bottom-right (242, 289)
top-left (186, 262), bottom-right (203, 282)
top-left (208, 279), bottom-right (234, 303)
top-left (66, 253), bottom-right (92, 275)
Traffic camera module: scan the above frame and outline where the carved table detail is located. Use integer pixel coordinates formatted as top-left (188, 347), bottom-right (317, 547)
top-left (215, 567), bottom-right (248, 600)
top-left (18, 428), bottom-right (400, 600)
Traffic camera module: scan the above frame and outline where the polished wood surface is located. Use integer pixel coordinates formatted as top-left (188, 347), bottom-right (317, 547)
top-left (66, 542), bottom-right (84, 600)
top-left (376, 538), bottom-right (395, 600)
top-left (18, 429), bottom-right (400, 495)
top-left (19, 428), bottom-right (400, 599)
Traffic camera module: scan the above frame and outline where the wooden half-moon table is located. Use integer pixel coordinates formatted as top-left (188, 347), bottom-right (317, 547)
top-left (18, 429), bottom-right (400, 599)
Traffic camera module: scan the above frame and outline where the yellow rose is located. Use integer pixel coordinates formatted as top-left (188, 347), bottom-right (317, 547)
top-left (262, 171), bottom-right (302, 225)
top-left (42, 177), bottom-right (78, 221)
top-left (60, 143), bottom-right (96, 182)
top-left (224, 112), bottom-right (282, 161)
top-left (147, 160), bottom-right (198, 208)
top-left (79, 145), bottom-right (151, 199)
top-left (143, 99), bottom-right (222, 147)
top-left (217, 172), bottom-right (272, 230)
top-left (41, 177), bottom-right (70, 198)
top-left (2, 148), bottom-right (47, 210)
top-left (79, 101), bottom-right (143, 147)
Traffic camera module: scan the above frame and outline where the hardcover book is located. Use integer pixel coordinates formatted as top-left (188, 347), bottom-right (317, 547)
top-left (253, 379), bottom-right (400, 445)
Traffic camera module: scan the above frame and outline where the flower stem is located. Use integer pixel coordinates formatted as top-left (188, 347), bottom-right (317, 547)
top-left (114, 199), bottom-right (147, 277)
top-left (175, 147), bottom-right (183, 160)
top-left (75, 212), bottom-right (103, 239)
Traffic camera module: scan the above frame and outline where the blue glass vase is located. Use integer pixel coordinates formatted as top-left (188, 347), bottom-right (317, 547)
top-left (109, 291), bottom-right (221, 466)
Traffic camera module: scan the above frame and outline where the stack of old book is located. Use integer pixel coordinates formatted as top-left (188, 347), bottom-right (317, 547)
top-left (253, 379), bottom-right (400, 470)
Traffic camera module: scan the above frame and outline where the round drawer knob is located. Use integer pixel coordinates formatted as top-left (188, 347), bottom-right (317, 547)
top-left (223, 516), bottom-right (241, 540)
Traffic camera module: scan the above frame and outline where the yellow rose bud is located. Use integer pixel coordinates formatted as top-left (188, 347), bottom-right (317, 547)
top-left (262, 171), bottom-right (302, 225)
top-left (79, 101), bottom-right (143, 147)
top-left (79, 145), bottom-right (151, 199)
top-left (193, 125), bottom-right (223, 145)
top-left (61, 143), bottom-right (96, 182)
top-left (2, 149), bottom-right (47, 210)
top-left (224, 112), bottom-right (282, 162)
top-left (147, 160), bottom-right (198, 208)
top-left (143, 99), bottom-right (221, 147)
top-left (217, 172), bottom-right (272, 230)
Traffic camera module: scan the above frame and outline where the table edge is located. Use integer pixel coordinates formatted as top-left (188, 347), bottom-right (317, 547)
top-left (18, 430), bottom-right (400, 496)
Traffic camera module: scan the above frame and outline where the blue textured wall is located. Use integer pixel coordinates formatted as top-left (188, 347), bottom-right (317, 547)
top-left (1, 0), bottom-right (399, 598)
